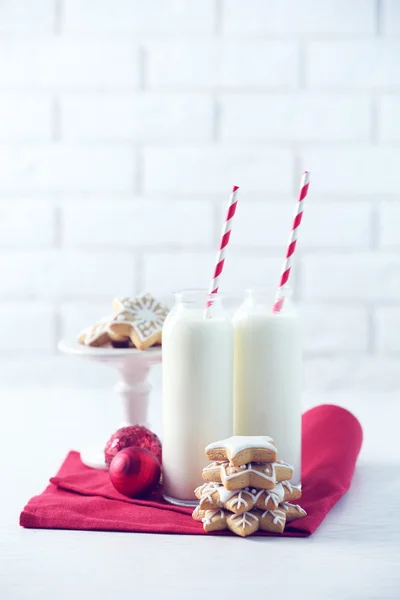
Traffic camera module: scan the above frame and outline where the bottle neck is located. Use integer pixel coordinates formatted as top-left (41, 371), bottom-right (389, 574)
top-left (244, 286), bottom-right (295, 314)
top-left (174, 289), bottom-right (224, 312)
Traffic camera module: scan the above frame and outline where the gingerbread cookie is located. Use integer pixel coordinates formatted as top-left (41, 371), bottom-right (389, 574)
top-left (201, 509), bottom-right (228, 533)
top-left (202, 461), bottom-right (293, 491)
top-left (201, 461), bottom-right (225, 482)
top-left (206, 435), bottom-right (277, 467)
top-left (109, 294), bottom-right (169, 350)
top-left (78, 317), bottom-right (112, 347)
top-left (195, 482), bottom-right (256, 515)
top-left (195, 480), bottom-right (301, 515)
top-left (226, 510), bottom-right (260, 537)
top-left (281, 502), bottom-right (307, 522)
top-left (255, 481), bottom-right (302, 510)
top-left (259, 509), bottom-right (286, 534)
top-left (192, 505), bottom-right (206, 521)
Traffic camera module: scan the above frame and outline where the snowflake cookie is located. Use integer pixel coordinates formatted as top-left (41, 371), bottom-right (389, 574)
top-left (109, 294), bottom-right (170, 350)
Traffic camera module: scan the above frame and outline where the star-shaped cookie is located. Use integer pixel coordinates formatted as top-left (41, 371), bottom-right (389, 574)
top-left (205, 435), bottom-right (277, 466)
top-left (202, 460), bottom-right (294, 491)
top-left (109, 294), bottom-right (169, 350)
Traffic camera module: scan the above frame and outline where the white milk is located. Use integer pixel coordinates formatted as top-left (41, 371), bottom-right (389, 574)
top-left (162, 291), bottom-right (234, 505)
top-left (233, 288), bottom-right (302, 485)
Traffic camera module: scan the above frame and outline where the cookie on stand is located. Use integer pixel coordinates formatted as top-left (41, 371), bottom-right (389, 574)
top-left (109, 295), bottom-right (169, 350)
top-left (77, 293), bottom-right (169, 350)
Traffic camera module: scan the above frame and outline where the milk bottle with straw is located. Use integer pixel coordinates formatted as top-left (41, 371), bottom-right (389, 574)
top-left (233, 172), bottom-right (310, 486)
top-left (162, 186), bottom-right (239, 506)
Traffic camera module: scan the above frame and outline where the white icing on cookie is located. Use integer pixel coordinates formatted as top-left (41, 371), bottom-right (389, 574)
top-left (203, 461), bottom-right (226, 472)
top-left (229, 490), bottom-right (253, 509)
top-left (203, 460), bottom-right (293, 488)
top-left (230, 511), bottom-right (259, 528)
top-left (282, 502), bottom-right (304, 513)
top-left (281, 480), bottom-right (293, 493)
top-left (261, 509), bottom-right (286, 526)
top-left (195, 482), bottom-right (220, 502)
top-left (206, 435), bottom-right (276, 458)
top-left (113, 294), bottom-right (169, 343)
top-left (223, 462), bottom-right (276, 483)
top-left (79, 317), bottom-right (110, 345)
top-left (217, 487), bottom-right (237, 504)
top-left (202, 509), bottom-right (225, 526)
top-left (261, 483), bottom-right (285, 507)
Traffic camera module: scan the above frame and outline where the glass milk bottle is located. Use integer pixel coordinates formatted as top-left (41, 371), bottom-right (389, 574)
top-left (162, 290), bottom-right (234, 506)
top-left (233, 287), bottom-right (302, 485)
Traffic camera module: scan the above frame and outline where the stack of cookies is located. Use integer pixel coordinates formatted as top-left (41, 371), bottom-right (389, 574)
top-left (192, 435), bottom-right (307, 537)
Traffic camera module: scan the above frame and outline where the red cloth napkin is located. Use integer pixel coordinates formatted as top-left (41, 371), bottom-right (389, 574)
top-left (20, 404), bottom-right (362, 537)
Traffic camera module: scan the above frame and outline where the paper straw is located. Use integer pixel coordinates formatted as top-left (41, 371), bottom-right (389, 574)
top-left (273, 171), bottom-right (310, 313)
top-left (207, 185), bottom-right (239, 304)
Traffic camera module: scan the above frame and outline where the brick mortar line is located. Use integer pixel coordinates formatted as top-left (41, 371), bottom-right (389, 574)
top-left (370, 91), bottom-right (379, 144)
top-left (53, 204), bottom-right (63, 247)
top-left (212, 96), bottom-right (221, 141)
top-left (376, 0), bottom-right (383, 36)
top-left (0, 140), bottom-right (395, 147)
top-left (370, 202), bottom-right (380, 249)
top-left (2, 193), bottom-right (399, 201)
top-left (54, 0), bottom-right (64, 35)
top-left (367, 305), bottom-right (376, 354)
top-left (0, 246), bottom-right (386, 254)
top-left (0, 90), bottom-right (399, 97)
top-left (29, 33), bottom-right (394, 42)
top-left (135, 252), bottom-right (144, 293)
top-left (1, 86), bottom-right (400, 94)
top-left (135, 144), bottom-right (143, 194)
top-left (52, 96), bottom-right (61, 141)
top-left (139, 45), bottom-right (147, 91)
top-left (214, 0), bottom-right (223, 35)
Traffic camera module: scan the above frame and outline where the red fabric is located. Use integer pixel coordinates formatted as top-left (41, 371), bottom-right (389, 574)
top-left (20, 404), bottom-right (362, 537)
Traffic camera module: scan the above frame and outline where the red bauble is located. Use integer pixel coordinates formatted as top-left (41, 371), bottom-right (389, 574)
top-left (104, 425), bottom-right (162, 467)
top-left (109, 447), bottom-right (161, 498)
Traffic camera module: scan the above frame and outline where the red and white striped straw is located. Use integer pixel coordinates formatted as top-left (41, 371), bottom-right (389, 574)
top-left (273, 171), bottom-right (310, 313)
top-left (208, 185), bottom-right (239, 300)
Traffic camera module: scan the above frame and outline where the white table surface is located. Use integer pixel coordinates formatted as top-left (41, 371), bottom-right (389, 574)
top-left (1, 384), bottom-right (399, 600)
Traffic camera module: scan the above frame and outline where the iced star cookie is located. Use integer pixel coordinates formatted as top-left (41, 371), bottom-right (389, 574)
top-left (192, 505), bottom-right (206, 521)
top-left (195, 481), bottom-right (301, 514)
top-left (255, 481), bottom-right (302, 510)
top-left (226, 510), bottom-right (260, 537)
top-left (201, 509), bottom-right (228, 533)
top-left (195, 482), bottom-right (256, 515)
top-left (108, 294), bottom-right (169, 350)
top-left (281, 502), bottom-right (307, 522)
top-left (205, 435), bottom-right (277, 467)
top-left (202, 461), bottom-right (294, 491)
top-left (259, 509), bottom-right (286, 534)
top-left (78, 317), bottom-right (112, 347)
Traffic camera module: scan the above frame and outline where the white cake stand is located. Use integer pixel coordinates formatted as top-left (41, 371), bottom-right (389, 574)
top-left (58, 340), bottom-right (162, 470)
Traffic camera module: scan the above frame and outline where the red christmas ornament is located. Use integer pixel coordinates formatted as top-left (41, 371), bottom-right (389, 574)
top-left (104, 425), bottom-right (162, 467)
top-left (109, 447), bottom-right (161, 498)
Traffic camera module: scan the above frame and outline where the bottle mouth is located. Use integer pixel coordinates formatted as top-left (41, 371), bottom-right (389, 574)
top-left (175, 289), bottom-right (224, 302)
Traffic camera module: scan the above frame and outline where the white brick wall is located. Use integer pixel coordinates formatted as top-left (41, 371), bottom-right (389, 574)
top-left (222, 0), bottom-right (376, 35)
top-left (220, 93), bottom-right (372, 142)
top-left (146, 40), bottom-right (300, 89)
top-left (60, 94), bottom-right (214, 142)
top-left (0, 0), bottom-right (399, 391)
